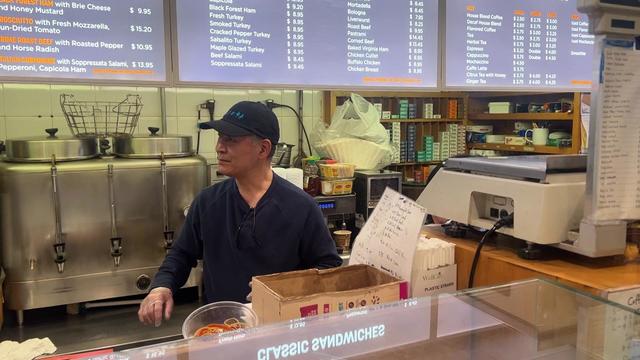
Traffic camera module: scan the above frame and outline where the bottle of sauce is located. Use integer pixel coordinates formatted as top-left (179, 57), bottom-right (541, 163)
top-left (303, 159), bottom-right (321, 196)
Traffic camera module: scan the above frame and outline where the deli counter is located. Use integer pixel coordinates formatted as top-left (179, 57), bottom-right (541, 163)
top-left (76, 278), bottom-right (640, 360)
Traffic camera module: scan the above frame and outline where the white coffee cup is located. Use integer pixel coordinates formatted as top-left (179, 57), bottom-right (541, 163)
top-left (525, 128), bottom-right (549, 146)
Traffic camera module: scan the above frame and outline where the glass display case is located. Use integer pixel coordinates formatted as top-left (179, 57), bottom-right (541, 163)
top-left (81, 279), bottom-right (640, 360)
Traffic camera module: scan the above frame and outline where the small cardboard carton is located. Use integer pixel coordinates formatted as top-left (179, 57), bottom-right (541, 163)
top-left (252, 264), bottom-right (408, 324)
top-left (410, 264), bottom-right (457, 298)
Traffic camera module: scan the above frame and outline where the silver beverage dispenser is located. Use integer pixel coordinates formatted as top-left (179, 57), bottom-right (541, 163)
top-left (0, 127), bottom-right (208, 325)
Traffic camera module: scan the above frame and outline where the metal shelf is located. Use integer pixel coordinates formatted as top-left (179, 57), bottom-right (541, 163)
top-left (470, 143), bottom-right (574, 154)
top-left (389, 161), bottom-right (443, 166)
top-left (468, 113), bottom-right (573, 121)
top-left (380, 118), bottom-right (463, 123)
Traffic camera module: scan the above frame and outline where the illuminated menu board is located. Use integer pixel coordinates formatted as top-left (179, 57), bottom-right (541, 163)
top-left (0, 0), bottom-right (168, 83)
top-left (445, 0), bottom-right (595, 89)
top-left (175, 0), bottom-right (440, 88)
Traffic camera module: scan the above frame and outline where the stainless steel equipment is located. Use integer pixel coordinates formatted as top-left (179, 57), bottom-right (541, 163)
top-left (112, 127), bottom-right (193, 159)
top-left (316, 194), bottom-right (357, 248)
top-left (271, 143), bottom-right (294, 168)
top-left (60, 94), bottom-right (142, 138)
top-left (5, 128), bottom-right (99, 162)
top-left (0, 129), bottom-right (208, 325)
top-left (107, 164), bottom-right (122, 267)
top-left (354, 170), bottom-right (403, 222)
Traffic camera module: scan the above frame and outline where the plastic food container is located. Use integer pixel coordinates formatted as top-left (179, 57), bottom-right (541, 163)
top-left (182, 301), bottom-right (258, 339)
top-left (321, 178), bottom-right (354, 196)
top-left (485, 135), bottom-right (506, 144)
top-left (466, 125), bottom-right (493, 133)
top-left (488, 102), bottom-right (514, 114)
top-left (318, 163), bottom-right (356, 179)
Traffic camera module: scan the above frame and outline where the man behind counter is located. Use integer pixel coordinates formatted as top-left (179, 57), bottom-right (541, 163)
top-left (138, 101), bottom-right (342, 326)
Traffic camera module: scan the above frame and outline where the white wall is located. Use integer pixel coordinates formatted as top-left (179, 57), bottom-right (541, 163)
top-left (0, 83), bottom-right (324, 163)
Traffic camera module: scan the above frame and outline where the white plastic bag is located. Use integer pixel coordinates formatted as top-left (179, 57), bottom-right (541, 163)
top-left (328, 93), bottom-right (388, 144)
top-left (312, 93), bottom-right (393, 170)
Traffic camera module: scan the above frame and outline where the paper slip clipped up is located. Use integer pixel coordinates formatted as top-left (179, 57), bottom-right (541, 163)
top-left (349, 188), bottom-right (427, 281)
top-left (591, 40), bottom-right (640, 221)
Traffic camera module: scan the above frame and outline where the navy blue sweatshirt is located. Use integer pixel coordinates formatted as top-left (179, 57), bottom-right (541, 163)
top-left (151, 173), bottom-right (342, 303)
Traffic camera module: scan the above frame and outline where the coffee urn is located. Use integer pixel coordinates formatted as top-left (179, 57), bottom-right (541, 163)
top-left (0, 128), bottom-right (208, 325)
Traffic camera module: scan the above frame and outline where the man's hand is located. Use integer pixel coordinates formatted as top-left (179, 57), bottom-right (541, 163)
top-left (246, 281), bottom-right (252, 302)
top-left (138, 287), bottom-right (174, 327)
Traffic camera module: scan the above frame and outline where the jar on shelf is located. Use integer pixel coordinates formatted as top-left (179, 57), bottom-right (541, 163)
top-left (303, 159), bottom-right (321, 197)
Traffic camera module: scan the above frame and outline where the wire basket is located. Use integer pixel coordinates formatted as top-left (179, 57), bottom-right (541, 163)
top-left (60, 94), bottom-right (143, 137)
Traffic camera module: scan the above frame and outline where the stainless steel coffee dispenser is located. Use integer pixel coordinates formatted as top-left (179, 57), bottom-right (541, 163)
top-left (0, 128), bottom-right (208, 324)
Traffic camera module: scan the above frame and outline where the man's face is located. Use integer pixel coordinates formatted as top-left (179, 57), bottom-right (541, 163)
top-left (216, 134), bottom-right (269, 177)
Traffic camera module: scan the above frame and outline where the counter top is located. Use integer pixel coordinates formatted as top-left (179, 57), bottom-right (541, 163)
top-left (0, 290), bottom-right (201, 355)
top-left (422, 225), bottom-right (640, 295)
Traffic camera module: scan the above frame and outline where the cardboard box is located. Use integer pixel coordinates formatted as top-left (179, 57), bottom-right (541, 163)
top-left (505, 136), bottom-right (527, 145)
top-left (374, 103), bottom-right (383, 119)
top-left (489, 102), bottom-right (514, 114)
top-left (252, 265), bottom-right (408, 324)
top-left (392, 123), bottom-right (401, 134)
top-left (423, 103), bottom-right (434, 118)
top-left (411, 264), bottom-right (457, 298)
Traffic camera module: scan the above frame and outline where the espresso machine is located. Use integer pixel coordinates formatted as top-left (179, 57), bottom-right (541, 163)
top-left (315, 195), bottom-right (357, 249)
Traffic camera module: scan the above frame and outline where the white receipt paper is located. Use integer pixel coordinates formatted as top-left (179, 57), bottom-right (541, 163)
top-left (594, 44), bottom-right (640, 221)
top-left (349, 188), bottom-right (427, 281)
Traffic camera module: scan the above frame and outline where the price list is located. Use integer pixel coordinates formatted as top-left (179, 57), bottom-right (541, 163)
top-left (512, 10), bottom-right (526, 85)
top-left (0, 0), bottom-right (167, 82)
top-left (543, 11), bottom-right (559, 86)
top-left (446, 0), bottom-right (594, 89)
top-left (176, 0), bottom-right (440, 88)
top-left (408, 0), bottom-right (425, 75)
top-left (286, 0), bottom-right (305, 71)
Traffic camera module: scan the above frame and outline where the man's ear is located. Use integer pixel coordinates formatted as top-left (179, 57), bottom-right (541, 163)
top-left (259, 138), bottom-right (272, 159)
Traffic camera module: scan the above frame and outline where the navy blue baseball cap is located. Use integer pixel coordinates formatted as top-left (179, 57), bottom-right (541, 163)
top-left (199, 101), bottom-right (280, 146)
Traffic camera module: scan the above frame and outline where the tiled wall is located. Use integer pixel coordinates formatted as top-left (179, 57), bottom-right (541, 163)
top-left (0, 84), bottom-right (325, 163)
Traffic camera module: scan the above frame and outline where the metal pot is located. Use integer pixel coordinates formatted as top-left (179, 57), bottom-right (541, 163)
top-left (112, 127), bottom-right (193, 159)
top-left (4, 128), bottom-right (99, 162)
top-left (272, 143), bottom-right (294, 168)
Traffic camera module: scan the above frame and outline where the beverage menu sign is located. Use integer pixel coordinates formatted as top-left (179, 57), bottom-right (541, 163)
top-left (174, 0), bottom-right (439, 88)
top-left (0, 0), bottom-right (168, 83)
top-left (445, 0), bottom-right (595, 89)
